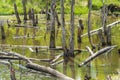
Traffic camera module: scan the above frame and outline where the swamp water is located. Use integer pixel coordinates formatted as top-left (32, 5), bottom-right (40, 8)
top-left (0, 15), bottom-right (120, 80)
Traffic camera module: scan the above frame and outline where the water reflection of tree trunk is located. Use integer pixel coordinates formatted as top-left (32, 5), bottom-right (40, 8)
top-left (63, 57), bottom-right (75, 79)
top-left (16, 27), bottom-right (19, 36)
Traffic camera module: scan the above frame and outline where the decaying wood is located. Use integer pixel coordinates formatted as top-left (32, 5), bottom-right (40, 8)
top-left (60, 0), bottom-right (68, 57)
top-left (0, 60), bottom-right (10, 66)
top-left (26, 63), bottom-right (73, 80)
top-left (78, 45), bottom-right (116, 67)
top-left (1, 25), bottom-right (6, 40)
top-left (22, 0), bottom-right (27, 22)
top-left (98, 29), bottom-right (106, 47)
top-left (87, 0), bottom-right (95, 49)
top-left (36, 14), bottom-right (38, 24)
top-left (15, 24), bottom-right (39, 28)
top-left (14, 3), bottom-right (21, 24)
top-left (101, 4), bottom-right (108, 36)
top-left (81, 20), bottom-right (120, 37)
top-left (69, 0), bottom-right (75, 56)
top-left (50, 53), bottom-right (63, 63)
top-left (0, 51), bottom-right (73, 80)
top-left (0, 56), bottom-right (51, 62)
top-left (86, 46), bottom-right (94, 55)
top-left (51, 59), bottom-right (63, 66)
top-left (106, 26), bottom-right (112, 46)
top-left (49, 0), bottom-right (56, 48)
top-left (31, 8), bottom-right (36, 26)
top-left (78, 19), bottom-right (84, 49)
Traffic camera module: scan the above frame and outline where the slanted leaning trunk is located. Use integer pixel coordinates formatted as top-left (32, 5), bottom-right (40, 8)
top-left (14, 3), bottom-right (21, 24)
top-left (49, 0), bottom-right (56, 48)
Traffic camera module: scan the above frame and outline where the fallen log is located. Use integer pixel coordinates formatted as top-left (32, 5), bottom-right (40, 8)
top-left (26, 63), bottom-right (73, 80)
top-left (81, 20), bottom-right (120, 37)
top-left (78, 45), bottom-right (117, 67)
top-left (50, 53), bottom-right (63, 63)
top-left (0, 51), bottom-right (73, 80)
top-left (15, 24), bottom-right (39, 28)
top-left (0, 56), bottom-right (51, 62)
top-left (86, 46), bottom-right (94, 55)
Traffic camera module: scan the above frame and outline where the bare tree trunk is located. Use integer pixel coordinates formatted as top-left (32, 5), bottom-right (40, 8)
top-left (78, 19), bottom-right (84, 49)
top-left (1, 25), bottom-right (6, 40)
top-left (36, 14), bottom-right (38, 25)
top-left (22, 0), bottom-right (27, 23)
top-left (28, 8), bottom-right (32, 20)
top-left (14, 3), bottom-right (21, 24)
top-left (31, 8), bottom-right (36, 26)
top-left (106, 26), bottom-right (111, 46)
top-left (69, 0), bottom-right (75, 56)
top-left (88, 0), bottom-right (95, 50)
top-left (49, 0), bottom-right (56, 48)
top-left (61, 0), bottom-right (68, 55)
top-left (55, 11), bottom-right (61, 27)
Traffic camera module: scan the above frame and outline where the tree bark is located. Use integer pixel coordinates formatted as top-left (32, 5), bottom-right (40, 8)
top-left (26, 63), bottom-right (73, 80)
top-left (81, 20), bottom-right (120, 37)
top-left (88, 0), bottom-right (95, 50)
top-left (14, 3), bottom-right (21, 24)
top-left (61, 0), bottom-right (68, 55)
top-left (49, 0), bottom-right (56, 48)
top-left (78, 46), bottom-right (116, 67)
top-left (1, 25), bottom-right (6, 40)
top-left (0, 51), bottom-right (73, 80)
top-left (22, 0), bottom-right (27, 22)
top-left (31, 8), bottom-right (36, 26)
top-left (69, 0), bottom-right (75, 56)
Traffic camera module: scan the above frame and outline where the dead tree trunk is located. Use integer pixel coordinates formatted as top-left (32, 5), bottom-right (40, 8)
top-left (61, 0), bottom-right (67, 54)
top-left (49, 0), bottom-right (56, 48)
top-left (1, 25), bottom-right (6, 40)
top-left (106, 26), bottom-right (111, 46)
top-left (36, 14), bottom-right (38, 25)
top-left (28, 8), bottom-right (32, 20)
top-left (55, 11), bottom-right (61, 27)
top-left (101, 4), bottom-right (108, 46)
top-left (31, 8), bottom-right (36, 26)
top-left (14, 3), bottom-right (21, 24)
top-left (98, 29), bottom-right (106, 48)
top-left (22, 0), bottom-right (27, 22)
top-left (69, 0), bottom-right (75, 57)
top-left (78, 19), bottom-right (84, 49)
top-left (88, 0), bottom-right (95, 50)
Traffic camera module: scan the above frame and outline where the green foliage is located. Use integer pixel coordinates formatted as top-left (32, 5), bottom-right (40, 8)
top-left (0, 0), bottom-right (120, 15)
